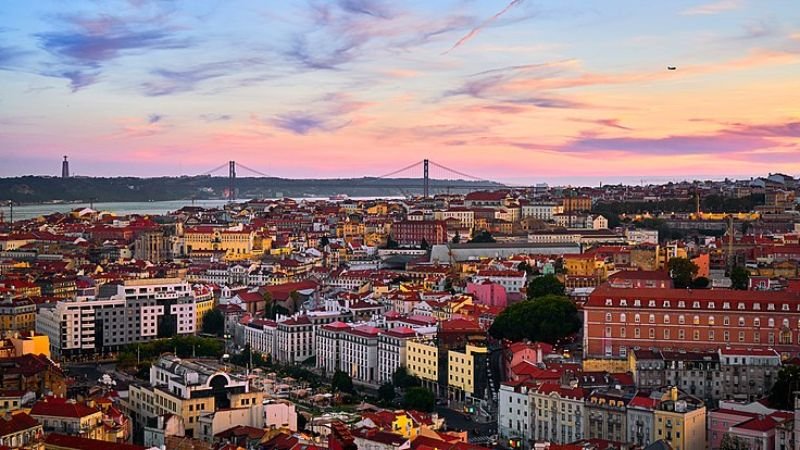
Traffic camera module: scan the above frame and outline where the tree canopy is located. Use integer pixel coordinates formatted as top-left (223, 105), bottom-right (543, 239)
top-left (378, 382), bottom-right (396, 405)
top-left (668, 257), bottom-right (699, 288)
top-left (201, 308), bottom-right (225, 337)
top-left (769, 365), bottom-right (800, 409)
top-left (403, 387), bottom-right (435, 412)
top-left (469, 230), bottom-right (496, 243)
top-left (392, 366), bottom-right (419, 389)
top-left (527, 274), bottom-right (565, 299)
top-left (730, 266), bottom-right (750, 290)
top-left (489, 295), bottom-right (580, 343)
top-left (332, 370), bottom-right (355, 393)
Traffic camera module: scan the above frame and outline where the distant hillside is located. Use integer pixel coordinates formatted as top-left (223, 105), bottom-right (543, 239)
top-left (0, 176), bottom-right (503, 204)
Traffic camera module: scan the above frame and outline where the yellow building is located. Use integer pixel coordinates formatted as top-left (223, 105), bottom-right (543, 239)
top-left (406, 339), bottom-right (439, 389)
top-left (653, 388), bottom-right (706, 450)
top-left (447, 344), bottom-right (488, 400)
top-left (367, 203), bottom-right (389, 215)
top-left (193, 286), bottom-right (216, 330)
top-left (563, 254), bottom-right (608, 278)
top-left (183, 225), bottom-right (256, 259)
top-left (30, 398), bottom-right (106, 441)
top-left (0, 298), bottom-right (36, 334)
top-left (10, 332), bottom-right (51, 359)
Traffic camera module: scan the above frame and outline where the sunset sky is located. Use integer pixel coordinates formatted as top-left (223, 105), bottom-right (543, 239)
top-left (1, 0), bottom-right (799, 184)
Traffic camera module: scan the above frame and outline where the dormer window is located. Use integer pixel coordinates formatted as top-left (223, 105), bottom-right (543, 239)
top-left (708, 302), bottom-right (715, 309)
top-left (620, 299), bottom-right (628, 307)
top-left (664, 301), bottom-right (671, 308)
top-left (768, 304), bottom-right (775, 311)
top-left (723, 302), bottom-right (731, 310)
top-left (753, 303), bottom-right (760, 310)
top-left (693, 301), bottom-right (700, 309)
top-left (648, 300), bottom-right (656, 307)
top-left (738, 303), bottom-right (745, 310)
top-left (634, 300), bottom-right (641, 307)
top-left (605, 299), bottom-right (613, 306)
top-left (783, 304), bottom-right (790, 311)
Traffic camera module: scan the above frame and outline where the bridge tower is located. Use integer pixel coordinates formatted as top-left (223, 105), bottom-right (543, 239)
top-left (423, 159), bottom-right (430, 198)
top-left (228, 161), bottom-right (236, 201)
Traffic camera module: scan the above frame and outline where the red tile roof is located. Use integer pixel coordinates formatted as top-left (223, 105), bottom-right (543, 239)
top-left (30, 397), bottom-right (99, 419)
top-left (0, 412), bottom-right (39, 437)
top-left (44, 434), bottom-right (145, 450)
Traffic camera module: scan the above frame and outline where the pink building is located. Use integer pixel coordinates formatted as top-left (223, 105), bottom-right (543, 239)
top-left (503, 341), bottom-right (554, 380)
top-left (466, 280), bottom-right (507, 308)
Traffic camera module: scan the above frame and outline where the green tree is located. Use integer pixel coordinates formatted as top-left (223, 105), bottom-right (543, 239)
top-left (451, 232), bottom-right (461, 244)
top-left (691, 277), bottom-right (710, 289)
top-left (201, 308), bottom-right (225, 337)
top-left (262, 291), bottom-right (273, 316)
top-left (290, 290), bottom-right (303, 313)
top-left (331, 370), bottom-right (354, 393)
top-left (385, 235), bottom-right (399, 249)
top-left (730, 266), bottom-right (750, 290)
top-left (668, 257), bottom-right (699, 288)
top-left (378, 382), bottom-right (396, 405)
top-left (392, 366), bottom-right (419, 389)
top-left (489, 295), bottom-right (580, 344)
top-left (769, 365), bottom-right (800, 409)
top-left (720, 434), bottom-right (749, 450)
top-left (469, 230), bottom-right (495, 243)
top-left (403, 387), bottom-right (434, 412)
top-left (420, 238), bottom-right (430, 250)
top-left (319, 235), bottom-right (330, 248)
top-left (517, 261), bottom-right (533, 276)
top-left (527, 274), bottom-right (565, 299)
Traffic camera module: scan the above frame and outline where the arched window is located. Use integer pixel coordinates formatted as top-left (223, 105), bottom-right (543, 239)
top-left (634, 314), bottom-right (641, 323)
top-left (620, 313), bottom-right (627, 322)
top-left (769, 318), bottom-right (775, 327)
top-left (709, 316), bottom-right (715, 325)
top-left (678, 315), bottom-right (685, 324)
top-left (606, 313), bottom-right (612, 322)
top-left (754, 318), bottom-right (760, 327)
top-left (664, 315), bottom-right (670, 324)
top-left (693, 315), bottom-right (700, 325)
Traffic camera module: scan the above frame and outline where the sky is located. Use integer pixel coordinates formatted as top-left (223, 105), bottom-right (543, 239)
top-left (0, 0), bottom-right (799, 185)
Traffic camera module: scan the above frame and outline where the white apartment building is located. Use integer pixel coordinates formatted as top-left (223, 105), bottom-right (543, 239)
top-left (243, 319), bottom-right (277, 358)
top-left (434, 208), bottom-right (475, 229)
top-left (473, 270), bottom-right (526, 294)
top-left (316, 321), bottom-right (351, 376)
top-left (521, 203), bottom-right (563, 222)
top-left (530, 383), bottom-right (587, 444)
top-left (275, 316), bottom-right (314, 364)
top-left (498, 382), bottom-right (534, 448)
top-left (377, 327), bottom-right (417, 385)
top-left (36, 278), bottom-right (196, 357)
top-left (340, 325), bottom-right (381, 386)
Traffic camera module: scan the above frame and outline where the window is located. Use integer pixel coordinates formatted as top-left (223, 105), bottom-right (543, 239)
top-left (664, 329), bottom-right (670, 339)
top-left (649, 314), bottom-right (655, 324)
top-left (664, 301), bottom-right (671, 308)
top-left (620, 327), bottom-right (626, 337)
top-left (635, 328), bottom-right (641, 338)
top-left (739, 331), bottom-right (745, 342)
top-left (605, 327), bottom-right (612, 338)
top-left (693, 301), bottom-right (700, 309)
top-left (724, 316), bottom-right (730, 326)
top-left (709, 316), bottom-right (715, 325)
top-left (649, 328), bottom-right (655, 339)
top-left (678, 301), bottom-right (685, 308)
top-left (635, 314), bottom-right (641, 323)
top-left (679, 315), bottom-right (685, 325)
top-left (769, 318), bottom-right (775, 327)
top-left (724, 331), bottom-right (730, 341)
top-left (621, 299), bottom-right (628, 306)
top-left (664, 315), bottom-right (671, 324)
top-left (709, 330), bottom-right (715, 340)
top-left (738, 303), bottom-right (745, 310)
top-left (755, 318), bottom-right (761, 327)
top-left (693, 315), bottom-right (700, 325)
top-left (694, 330), bottom-right (700, 340)
top-left (620, 313), bottom-right (627, 322)
top-left (678, 330), bottom-right (685, 339)
top-left (606, 313), bottom-right (612, 322)
top-left (739, 317), bottom-right (746, 326)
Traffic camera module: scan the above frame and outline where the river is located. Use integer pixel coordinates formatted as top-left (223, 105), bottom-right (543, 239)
top-left (4, 197), bottom-right (401, 221)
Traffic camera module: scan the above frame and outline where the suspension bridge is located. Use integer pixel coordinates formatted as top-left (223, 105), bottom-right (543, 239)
top-left (200, 159), bottom-right (518, 201)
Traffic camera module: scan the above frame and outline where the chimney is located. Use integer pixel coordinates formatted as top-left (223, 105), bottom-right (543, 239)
top-left (670, 386), bottom-right (678, 402)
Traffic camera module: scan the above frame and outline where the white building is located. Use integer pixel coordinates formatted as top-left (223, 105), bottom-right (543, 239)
top-left (377, 327), bottom-right (418, 385)
top-left (36, 278), bottom-right (196, 358)
top-left (473, 270), bottom-right (526, 294)
top-left (521, 203), bottom-right (563, 222)
top-left (530, 383), bottom-right (586, 444)
top-left (243, 319), bottom-right (277, 358)
top-left (498, 382), bottom-right (534, 448)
